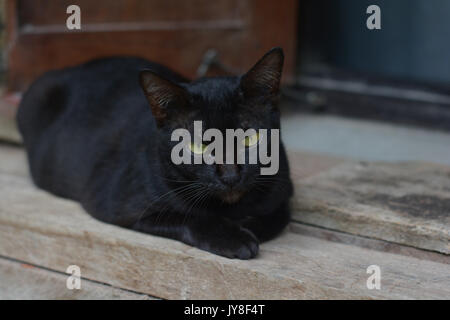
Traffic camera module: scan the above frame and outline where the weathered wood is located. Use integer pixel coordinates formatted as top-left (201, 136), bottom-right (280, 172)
top-left (292, 161), bottom-right (450, 254)
top-left (6, 0), bottom-right (298, 91)
top-left (287, 151), bottom-right (345, 180)
top-left (0, 257), bottom-right (155, 299)
top-left (290, 223), bottom-right (449, 265)
top-left (0, 171), bottom-right (448, 299)
top-left (2, 146), bottom-right (450, 255)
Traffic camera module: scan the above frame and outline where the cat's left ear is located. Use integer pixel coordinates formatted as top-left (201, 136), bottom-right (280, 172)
top-left (240, 47), bottom-right (284, 100)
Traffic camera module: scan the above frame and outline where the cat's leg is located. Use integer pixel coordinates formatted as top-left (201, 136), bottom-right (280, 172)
top-left (240, 202), bottom-right (291, 242)
top-left (132, 213), bottom-right (259, 259)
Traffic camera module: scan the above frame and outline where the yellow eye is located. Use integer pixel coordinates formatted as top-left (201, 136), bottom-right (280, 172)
top-left (188, 142), bottom-right (207, 154)
top-left (242, 132), bottom-right (260, 147)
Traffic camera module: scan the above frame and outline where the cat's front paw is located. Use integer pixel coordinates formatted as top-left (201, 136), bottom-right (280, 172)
top-left (186, 219), bottom-right (259, 259)
top-left (215, 227), bottom-right (259, 260)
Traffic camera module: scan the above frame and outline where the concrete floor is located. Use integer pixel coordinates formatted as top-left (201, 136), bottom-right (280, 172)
top-left (281, 113), bottom-right (450, 166)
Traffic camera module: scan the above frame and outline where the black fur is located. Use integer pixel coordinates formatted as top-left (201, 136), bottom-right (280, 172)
top-left (17, 48), bottom-right (293, 259)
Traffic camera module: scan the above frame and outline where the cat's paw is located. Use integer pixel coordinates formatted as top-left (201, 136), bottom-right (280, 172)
top-left (214, 227), bottom-right (259, 260)
top-left (186, 219), bottom-right (259, 259)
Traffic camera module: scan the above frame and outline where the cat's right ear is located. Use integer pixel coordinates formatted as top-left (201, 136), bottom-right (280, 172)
top-left (139, 70), bottom-right (189, 127)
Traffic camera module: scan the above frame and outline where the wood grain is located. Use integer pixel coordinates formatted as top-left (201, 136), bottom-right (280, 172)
top-left (291, 160), bottom-right (450, 254)
top-left (0, 166), bottom-right (448, 299)
top-left (1, 145), bottom-right (449, 255)
top-left (0, 257), bottom-right (155, 299)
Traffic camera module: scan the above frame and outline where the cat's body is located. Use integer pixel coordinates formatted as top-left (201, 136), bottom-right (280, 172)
top-left (17, 49), bottom-right (293, 259)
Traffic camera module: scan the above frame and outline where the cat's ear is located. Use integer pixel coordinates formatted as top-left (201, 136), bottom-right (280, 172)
top-left (139, 70), bottom-right (189, 127)
top-left (240, 47), bottom-right (284, 100)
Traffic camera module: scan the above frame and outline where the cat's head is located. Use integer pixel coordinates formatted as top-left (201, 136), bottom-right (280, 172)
top-left (140, 48), bottom-right (284, 204)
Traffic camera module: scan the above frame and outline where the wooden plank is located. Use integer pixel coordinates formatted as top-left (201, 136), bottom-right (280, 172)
top-left (0, 257), bottom-right (155, 299)
top-left (0, 170), bottom-right (448, 299)
top-left (292, 161), bottom-right (450, 254)
top-left (291, 223), bottom-right (449, 265)
top-left (287, 151), bottom-right (345, 180)
top-left (2, 145), bottom-right (450, 255)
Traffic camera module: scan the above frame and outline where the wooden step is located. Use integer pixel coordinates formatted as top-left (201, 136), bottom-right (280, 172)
top-left (290, 158), bottom-right (450, 254)
top-left (0, 257), bottom-right (155, 300)
top-left (0, 156), bottom-right (449, 299)
top-left (2, 98), bottom-right (449, 255)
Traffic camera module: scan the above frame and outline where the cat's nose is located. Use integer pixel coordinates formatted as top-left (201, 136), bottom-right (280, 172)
top-left (217, 164), bottom-right (241, 187)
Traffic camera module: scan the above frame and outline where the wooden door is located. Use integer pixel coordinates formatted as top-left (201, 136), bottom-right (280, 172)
top-left (5, 0), bottom-right (298, 91)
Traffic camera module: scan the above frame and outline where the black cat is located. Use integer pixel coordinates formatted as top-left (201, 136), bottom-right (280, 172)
top-left (17, 47), bottom-right (293, 259)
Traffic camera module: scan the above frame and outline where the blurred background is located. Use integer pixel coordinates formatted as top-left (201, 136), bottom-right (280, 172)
top-left (0, 0), bottom-right (449, 164)
top-left (0, 1), bottom-right (448, 300)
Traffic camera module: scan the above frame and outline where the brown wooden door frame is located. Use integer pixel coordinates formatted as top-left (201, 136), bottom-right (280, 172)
top-left (5, 0), bottom-right (297, 92)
